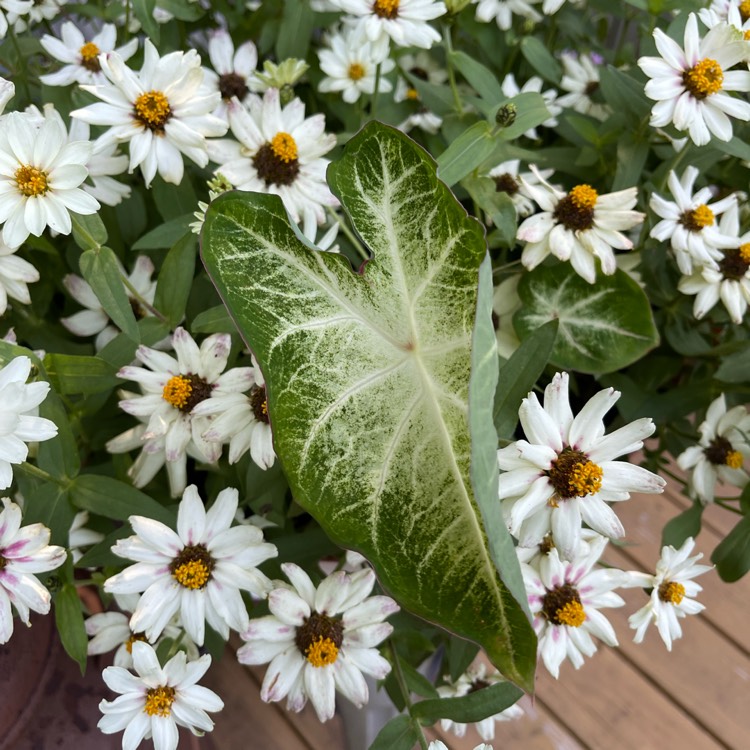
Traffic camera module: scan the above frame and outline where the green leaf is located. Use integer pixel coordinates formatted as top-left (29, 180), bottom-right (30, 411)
top-left (152, 175), bottom-right (197, 221)
top-left (712, 515), bottom-right (750, 582)
top-left (437, 121), bottom-right (496, 187)
top-left (448, 637), bottom-right (480, 682)
top-left (662, 502), bottom-right (703, 549)
top-left (276, 0), bottom-right (314, 60)
top-left (38, 388), bottom-right (80, 481)
top-left (191, 304), bottom-right (236, 334)
top-left (495, 93), bottom-right (550, 141)
top-left (44, 354), bottom-right (121, 395)
top-left (80, 248), bottom-right (139, 341)
top-left (716, 347), bottom-right (750, 383)
top-left (613, 136), bottom-right (650, 191)
top-left (412, 680), bottom-right (523, 724)
top-left (462, 176), bottom-right (517, 249)
top-left (76, 526), bottom-right (131, 568)
top-left (515, 266), bottom-right (659, 374)
top-left (202, 122), bottom-right (536, 689)
top-left (494, 319), bottom-right (558, 440)
top-left (154, 233), bottom-right (197, 327)
top-left (132, 214), bottom-right (194, 250)
top-left (71, 474), bottom-right (175, 526)
top-left (71, 213), bottom-right (108, 251)
top-left (131, 0), bottom-right (160, 46)
top-left (399, 659), bottom-right (440, 699)
top-left (157, 0), bottom-right (204, 20)
top-left (451, 50), bottom-right (504, 103)
top-left (369, 715), bottom-right (419, 750)
top-left (520, 37), bottom-right (562, 83)
top-left (598, 65), bottom-right (651, 123)
top-left (19, 483), bottom-right (74, 548)
top-left (55, 581), bottom-right (88, 674)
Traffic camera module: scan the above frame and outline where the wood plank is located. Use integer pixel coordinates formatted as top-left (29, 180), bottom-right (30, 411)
top-left (615, 489), bottom-right (750, 651)
top-left (535, 645), bottom-right (722, 750)
top-left (603, 545), bottom-right (750, 749)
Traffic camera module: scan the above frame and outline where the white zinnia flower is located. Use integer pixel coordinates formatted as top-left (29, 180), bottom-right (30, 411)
top-left (394, 51), bottom-right (447, 133)
top-left (207, 88), bottom-right (337, 236)
top-left (556, 52), bottom-right (609, 121)
top-left (0, 111), bottom-right (99, 249)
top-left (104, 484), bottom-right (277, 646)
top-left (516, 166), bottom-right (644, 283)
top-left (486, 160), bottom-right (554, 218)
top-left (429, 743), bottom-right (493, 750)
top-left (98, 641), bottom-right (223, 750)
top-left (6, 0), bottom-right (66, 33)
top-left (473, 0), bottom-right (542, 31)
top-left (39, 20), bottom-right (138, 87)
top-left (649, 166), bottom-right (738, 275)
top-left (318, 25), bottom-right (395, 103)
top-left (498, 372), bottom-right (665, 560)
top-left (61, 255), bottom-right (157, 350)
top-left (0, 239), bottom-right (38, 316)
top-left (0, 2), bottom-right (32, 40)
top-left (112, 327), bottom-right (255, 496)
top-left (677, 393), bottom-right (750, 503)
top-left (71, 39), bottom-right (228, 187)
top-left (677, 201), bottom-right (750, 323)
top-left (330, 0), bottom-right (447, 49)
top-left (500, 73), bottom-right (561, 138)
top-left (68, 510), bottom-right (104, 563)
top-left (0, 356), bottom-right (58, 489)
top-left (638, 13), bottom-right (750, 146)
top-left (194, 355), bottom-right (276, 469)
top-left (626, 537), bottom-right (712, 650)
top-left (202, 28), bottom-right (260, 122)
top-left (0, 497), bottom-right (66, 644)
top-left (492, 274), bottom-right (522, 359)
top-left (238, 563), bottom-right (398, 722)
top-left (437, 662), bottom-right (523, 740)
top-left (522, 535), bottom-right (625, 678)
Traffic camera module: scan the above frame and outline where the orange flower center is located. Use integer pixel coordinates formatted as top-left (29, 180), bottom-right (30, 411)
top-left (683, 59), bottom-right (723, 99)
top-left (15, 165), bottom-right (49, 197)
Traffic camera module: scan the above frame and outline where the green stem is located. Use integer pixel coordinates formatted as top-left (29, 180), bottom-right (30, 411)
top-left (165, 630), bottom-right (186, 660)
top-left (371, 62), bottom-right (382, 120)
top-left (658, 465), bottom-right (688, 488)
top-left (17, 462), bottom-right (68, 488)
top-left (389, 641), bottom-right (429, 750)
top-left (120, 274), bottom-right (169, 324)
top-left (326, 207), bottom-right (369, 261)
top-left (443, 24), bottom-right (463, 115)
top-left (715, 499), bottom-right (743, 515)
top-left (8, 28), bottom-right (32, 104)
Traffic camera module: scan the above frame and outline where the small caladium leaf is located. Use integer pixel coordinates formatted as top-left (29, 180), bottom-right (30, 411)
top-left (514, 264), bottom-right (659, 374)
top-left (201, 122), bottom-right (536, 690)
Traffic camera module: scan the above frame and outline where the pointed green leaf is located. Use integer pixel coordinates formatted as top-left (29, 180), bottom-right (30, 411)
top-left (662, 502), bottom-right (703, 549)
top-left (712, 515), bottom-right (750, 582)
top-left (55, 568), bottom-right (88, 674)
top-left (412, 680), bottom-right (523, 724)
top-left (154, 233), bottom-right (197, 327)
top-left (369, 715), bottom-right (419, 750)
top-left (437, 121), bottom-right (495, 187)
top-left (514, 265), bottom-right (659, 374)
top-left (201, 122), bottom-right (536, 689)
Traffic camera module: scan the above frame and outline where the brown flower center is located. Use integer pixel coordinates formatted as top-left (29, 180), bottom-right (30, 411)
top-left (249, 384), bottom-right (269, 424)
top-left (219, 72), bottom-right (249, 102)
top-left (144, 686), bottom-right (176, 717)
top-left (553, 185), bottom-right (598, 231)
top-left (373, 0), bottom-right (399, 19)
top-left (253, 132), bottom-right (300, 187)
top-left (680, 204), bottom-right (714, 231)
top-left (125, 632), bottom-right (147, 654)
top-left (547, 447), bottom-right (603, 501)
top-left (295, 612), bottom-right (344, 667)
top-left (658, 581), bottom-right (686, 605)
top-left (170, 544), bottom-right (214, 590)
top-left (162, 374), bottom-right (213, 412)
top-left (541, 583), bottom-right (586, 627)
top-left (704, 436), bottom-right (742, 468)
top-left (133, 90), bottom-right (172, 133)
top-left (718, 244), bottom-right (750, 280)
top-left (683, 58), bottom-right (723, 99)
top-left (15, 165), bottom-right (49, 197)
top-left (79, 42), bottom-right (101, 72)
top-left (494, 173), bottom-right (519, 195)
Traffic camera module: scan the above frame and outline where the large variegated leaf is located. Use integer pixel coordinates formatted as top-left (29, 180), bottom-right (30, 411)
top-left (201, 122), bottom-right (536, 689)
top-left (514, 265), bottom-right (659, 374)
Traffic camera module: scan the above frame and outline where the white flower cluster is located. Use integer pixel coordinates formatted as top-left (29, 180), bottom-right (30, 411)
top-left (499, 372), bottom-right (710, 678)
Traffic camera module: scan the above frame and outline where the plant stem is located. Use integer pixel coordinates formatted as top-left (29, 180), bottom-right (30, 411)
top-left (120, 274), bottom-right (169, 324)
top-left (658, 465), bottom-right (688, 488)
top-left (715, 499), bottom-right (743, 515)
top-left (443, 24), bottom-right (463, 115)
top-left (371, 62), bottom-right (382, 120)
top-left (389, 641), bottom-right (429, 750)
top-left (8, 28), bottom-right (32, 103)
top-left (17, 462), bottom-right (68, 488)
top-left (326, 207), bottom-right (369, 261)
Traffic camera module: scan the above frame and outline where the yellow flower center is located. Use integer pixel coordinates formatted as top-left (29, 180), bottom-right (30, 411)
top-left (555, 600), bottom-right (587, 628)
top-left (79, 41), bottom-right (101, 71)
top-left (133, 90), bottom-right (172, 132)
top-left (744, 29), bottom-right (750, 41)
top-left (568, 460), bottom-right (604, 498)
top-left (373, 0), bottom-right (399, 19)
top-left (15, 165), bottom-right (49, 197)
top-left (163, 375), bottom-right (193, 409)
top-left (725, 450), bottom-right (743, 469)
top-left (568, 184), bottom-right (598, 210)
top-left (681, 204), bottom-right (714, 231)
top-left (741, 0), bottom-right (750, 22)
top-left (348, 63), bottom-right (366, 81)
top-left (683, 58), bottom-right (724, 99)
top-left (125, 632), bottom-right (147, 654)
top-left (270, 132), bottom-right (298, 163)
top-left (658, 581), bottom-right (686, 605)
top-left (144, 686), bottom-right (176, 717)
top-left (305, 636), bottom-right (340, 667)
top-left (740, 243), bottom-right (750, 264)
top-left (405, 87), bottom-right (420, 101)
top-left (173, 559), bottom-right (211, 589)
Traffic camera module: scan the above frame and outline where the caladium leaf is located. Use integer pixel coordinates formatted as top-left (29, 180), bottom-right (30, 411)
top-left (514, 265), bottom-right (659, 374)
top-left (201, 122), bottom-right (536, 690)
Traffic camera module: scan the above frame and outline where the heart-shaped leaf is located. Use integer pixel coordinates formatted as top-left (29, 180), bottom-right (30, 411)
top-left (514, 265), bottom-right (659, 374)
top-left (201, 122), bottom-right (536, 690)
